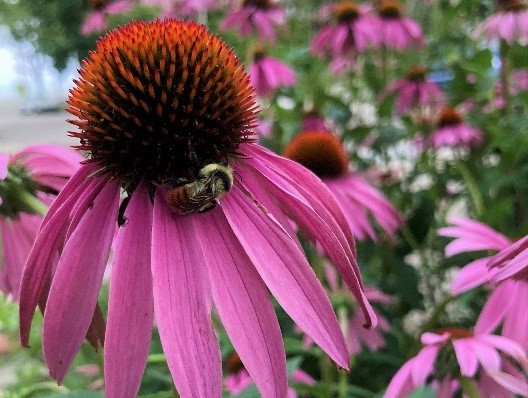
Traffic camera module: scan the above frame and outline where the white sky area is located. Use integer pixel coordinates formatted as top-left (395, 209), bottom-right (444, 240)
top-left (0, 26), bottom-right (79, 104)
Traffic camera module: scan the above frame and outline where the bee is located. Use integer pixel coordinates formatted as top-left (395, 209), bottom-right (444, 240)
top-left (166, 163), bottom-right (234, 214)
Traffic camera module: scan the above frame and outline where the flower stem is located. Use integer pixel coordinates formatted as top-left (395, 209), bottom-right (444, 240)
top-left (455, 160), bottom-right (484, 216)
top-left (459, 375), bottom-right (482, 398)
top-left (17, 189), bottom-right (47, 217)
top-left (17, 382), bottom-right (68, 398)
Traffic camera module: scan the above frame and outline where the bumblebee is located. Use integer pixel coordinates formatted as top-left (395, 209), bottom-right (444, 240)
top-left (166, 163), bottom-right (234, 214)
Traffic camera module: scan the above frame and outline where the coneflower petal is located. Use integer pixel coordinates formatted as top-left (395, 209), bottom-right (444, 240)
top-left (152, 189), bottom-right (221, 398)
top-left (105, 184), bottom-right (154, 398)
top-left (19, 165), bottom-right (100, 347)
top-left (43, 178), bottom-right (120, 382)
top-left (222, 186), bottom-right (349, 369)
top-left (238, 161), bottom-right (376, 326)
top-left (194, 208), bottom-right (288, 398)
top-left (243, 144), bottom-right (377, 328)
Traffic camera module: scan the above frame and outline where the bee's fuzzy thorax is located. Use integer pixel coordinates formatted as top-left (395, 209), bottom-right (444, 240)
top-left (67, 19), bottom-right (258, 191)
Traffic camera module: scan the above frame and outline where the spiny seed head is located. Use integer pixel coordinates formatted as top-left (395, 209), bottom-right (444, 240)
top-left (501, 0), bottom-right (528, 12)
top-left (88, 0), bottom-right (107, 10)
top-left (251, 44), bottom-right (267, 61)
top-left (68, 20), bottom-right (258, 190)
top-left (225, 352), bottom-right (244, 374)
top-left (378, 0), bottom-right (403, 18)
top-left (435, 327), bottom-right (473, 340)
top-left (333, 2), bottom-right (361, 23)
top-left (437, 107), bottom-right (463, 127)
top-left (242, 0), bottom-right (275, 9)
top-left (407, 65), bottom-right (428, 81)
top-left (283, 130), bottom-right (349, 179)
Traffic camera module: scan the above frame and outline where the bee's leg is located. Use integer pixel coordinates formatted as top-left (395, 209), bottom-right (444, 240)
top-left (118, 194), bottom-right (132, 226)
top-left (197, 200), bottom-right (217, 214)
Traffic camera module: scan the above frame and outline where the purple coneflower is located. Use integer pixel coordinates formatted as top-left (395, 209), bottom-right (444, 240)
top-left (385, 328), bottom-right (528, 397)
top-left (19, 20), bottom-right (375, 398)
top-left (382, 65), bottom-right (446, 114)
top-left (301, 111), bottom-right (328, 132)
top-left (429, 107), bottom-right (483, 149)
top-left (0, 145), bottom-right (82, 300)
top-left (81, 0), bottom-right (132, 35)
top-left (249, 46), bottom-right (297, 97)
top-left (310, 2), bottom-right (378, 67)
top-left (219, 0), bottom-right (286, 43)
top-left (224, 352), bottom-right (315, 397)
top-left (474, 0), bottom-right (528, 45)
top-left (439, 217), bottom-right (528, 349)
top-left (489, 234), bottom-right (528, 281)
top-left (284, 130), bottom-right (402, 241)
top-left (372, 0), bottom-right (424, 50)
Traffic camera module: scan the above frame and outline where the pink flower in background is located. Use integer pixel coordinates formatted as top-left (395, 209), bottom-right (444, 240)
top-left (249, 47), bottom-right (297, 96)
top-left (474, 0), bottom-right (528, 44)
top-left (254, 118), bottom-right (273, 137)
top-left (219, 0), bottom-right (286, 43)
top-left (19, 20), bottom-right (375, 398)
top-left (0, 145), bottom-right (82, 300)
top-left (490, 69), bottom-right (528, 109)
top-left (385, 329), bottom-right (528, 398)
top-left (81, 0), bottom-right (132, 35)
top-left (156, 0), bottom-right (219, 18)
top-left (284, 130), bottom-right (402, 241)
top-left (372, 0), bottom-right (425, 50)
top-left (310, 2), bottom-right (378, 66)
top-left (439, 217), bottom-right (528, 349)
top-left (381, 65), bottom-right (445, 114)
top-left (429, 107), bottom-right (483, 149)
top-left (301, 111), bottom-right (328, 132)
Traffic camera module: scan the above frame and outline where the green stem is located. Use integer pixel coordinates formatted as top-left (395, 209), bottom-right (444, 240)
top-left (17, 189), bottom-right (47, 216)
top-left (455, 160), bottom-right (484, 216)
top-left (459, 375), bottom-right (482, 398)
top-left (336, 306), bottom-right (350, 398)
top-left (320, 355), bottom-right (335, 390)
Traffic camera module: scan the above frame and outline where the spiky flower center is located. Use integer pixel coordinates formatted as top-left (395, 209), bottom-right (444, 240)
top-left (407, 65), bottom-right (427, 81)
top-left (88, 0), bottom-right (107, 10)
top-left (252, 44), bottom-right (267, 61)
top-left (378, 0), bottom-right (403, 18)
top-left (437, 107), bottom-right (463, 127)
top-left (0, 164), bottom-right (52, 219)
top-left (503, 0), bottom-right (528, 12)
top-left (283, 131), bottom-right (349, 179)
top-left (333, 2), bottom-right (360, 22)
top-left (243, 0), bottom-right (274, 9)
top-left (225, 352), bottom-right (244, 374)
top-left (68, 20), bottom-right (257, 191)
top-left (436, 327), bottom-right (473, 339)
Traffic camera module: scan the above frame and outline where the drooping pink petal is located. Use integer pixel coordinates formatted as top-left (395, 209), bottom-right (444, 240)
top-left (484, 369), bottom-right (528, 396)
top-left (450, 258), bottom-right (493, 295)
top-left (151, 189), bottom-right (221, 398)
top-left (384, 359), bottom-right (415, 398)
top-left (81, 11), bottom-right (107, 35)
top-left (105, 185), bottom-right (154, 398)
top-left (421, 332), bottom-right (451, 345)
top-left (501, 280), bottom-right (528, 348)
top-left (221, 185), bottom-right (349, 369)
top-left (43, 178), bottom-right (120, 382)
top-left (19, 165), bottom-right (100, 347)
top-left (493, 248), bottom-right (528, 282)
top-left (242, 144), bottom-right (376, 328)
top-left (468, 339), bottom-right (501, 371)
top-left (0, 214), bottom-right (39, 300)
top-left (453, 339), bottom-right (479, 377)
top-left (237, 160), bottom-right (376, 328)
top-left (476, 334), bottom-right (528, 371)
top-left (475, 282), bottom-right (512, 335)
top-left (411, 344), bottom-right (440, 385)
top-left (194, 208), bottom-right (288, 398)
